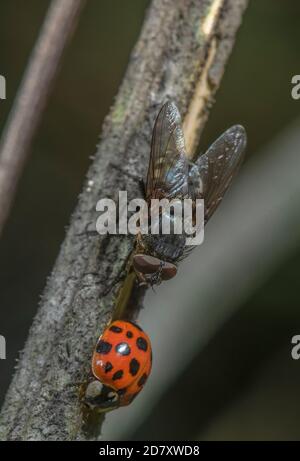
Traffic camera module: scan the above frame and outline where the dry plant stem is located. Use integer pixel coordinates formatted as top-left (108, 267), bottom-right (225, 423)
top-left (0, 0), bottom-right (248, 441)
top-left (0, 0), bottom-right (86, 236)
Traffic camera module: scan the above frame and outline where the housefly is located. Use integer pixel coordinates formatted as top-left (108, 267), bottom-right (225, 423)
top-left (133, 101), bottom-right (247, 286)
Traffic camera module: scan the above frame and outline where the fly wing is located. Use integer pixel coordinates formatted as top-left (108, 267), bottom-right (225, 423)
top-left (192, 125), bottom-right (247, 223)
top-left (146, 101), bottom-right (189, 201)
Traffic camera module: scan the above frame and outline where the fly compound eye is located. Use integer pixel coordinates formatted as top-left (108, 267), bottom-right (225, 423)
top-left (161, 262), bottom-right (177, 280)
top-left (133, 254), bottom-right (162, 275)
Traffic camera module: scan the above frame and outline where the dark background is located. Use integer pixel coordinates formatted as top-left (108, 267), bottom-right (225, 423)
top-left (1, 0), bottom-right (300, 440)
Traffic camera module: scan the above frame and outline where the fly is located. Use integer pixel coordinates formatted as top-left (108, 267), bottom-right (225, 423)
top-left (133, 101), bottom-right (247, 286)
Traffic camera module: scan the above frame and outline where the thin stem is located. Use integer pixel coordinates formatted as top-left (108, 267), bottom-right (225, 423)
top-left (0, 0), bottom-right (86, 236)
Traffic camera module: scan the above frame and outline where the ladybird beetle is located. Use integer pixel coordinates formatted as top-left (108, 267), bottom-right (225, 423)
top-left (85, 320), bottom-right (152, 412)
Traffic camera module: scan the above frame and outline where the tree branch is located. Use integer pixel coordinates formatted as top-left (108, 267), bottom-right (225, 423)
top-left (0, 0), bottom-right (86, 236)
top-left (0, 0), bottom-right (248, 441)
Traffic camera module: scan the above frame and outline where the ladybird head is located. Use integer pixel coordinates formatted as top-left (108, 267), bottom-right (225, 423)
top-left (133, 254), bottom-right (177, 285)
top-left (84, 379), bottom-right (120, 412)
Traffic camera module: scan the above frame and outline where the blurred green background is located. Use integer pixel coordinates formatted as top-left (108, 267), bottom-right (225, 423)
top-left (0, 0), bottom-right (300, 440)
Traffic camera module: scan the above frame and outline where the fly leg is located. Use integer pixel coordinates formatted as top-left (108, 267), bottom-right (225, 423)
top-left (109, 162), bottom-right (146, 198)
top-left (135, 270), bottom-right (149, 288)
top-left (150, 261), bottom-right (164, 286)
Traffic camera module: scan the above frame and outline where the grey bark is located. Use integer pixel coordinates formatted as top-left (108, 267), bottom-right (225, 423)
top-left (0, 0), bottom-right (248, 441)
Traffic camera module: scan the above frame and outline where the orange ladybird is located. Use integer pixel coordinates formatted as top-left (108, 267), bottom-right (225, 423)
top-left (85, 320), bottom-right (152, 411)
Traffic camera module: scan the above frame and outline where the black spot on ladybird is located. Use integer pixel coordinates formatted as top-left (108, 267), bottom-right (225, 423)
top-left (96, 340), bottom-right (112, 354)
top-left (104, 361), bottom-right (113, 373)
top-left (115, 342), bottom-right (131, 356)
top-left (126, 331), bottom-right (133, 338)
top-left (138, 373), bottom-right (148, 387)
top-left (109, 325), bottom-right (122, 333)
top-left (129, 358), bottom-right (140, 376)
top-left (136, 337), bottom-right (148, 352)
top-left (112, 369), bottom-right (124, 381)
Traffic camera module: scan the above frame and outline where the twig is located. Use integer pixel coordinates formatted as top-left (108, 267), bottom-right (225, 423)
top-left (0, 0), bottom-right (248, 441)
top-left (0, 0), bottom-right (86, 236)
